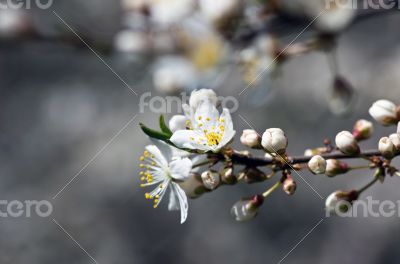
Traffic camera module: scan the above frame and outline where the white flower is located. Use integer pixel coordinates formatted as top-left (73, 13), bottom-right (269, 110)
top-left (261, 128), bottom-right (288, 155)
top-left (389, 133), bottom-right (400, 151)
top-left (169, 115), bottom-right (190, 133)
top-left (240, 129), bottom-right (261, 148)
top-left (378, 137), bottom-right (396, 159)
top-left (308, 155), bottom-right (327, 174)
top-left (139, 140), bottom-right (192, 223)
top-left (335, 131), bottom-right (359, 155)
top-left (170, 100), bottom-right (235, 152)
top-left (369, 99), bottom-right (398, 126)
top-left (114, 30), bottom-right (149, 54)
top-left (352, 119), bottom-right (373, 141)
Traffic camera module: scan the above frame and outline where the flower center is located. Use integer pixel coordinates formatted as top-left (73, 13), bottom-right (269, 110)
top-left (205, 131), bottom-right (222, 146)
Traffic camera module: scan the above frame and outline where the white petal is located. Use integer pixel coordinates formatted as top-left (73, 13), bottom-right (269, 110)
top-left (194, 100), bottom-right (219, 131)
top-left (217, 109), bottom-right (236, 149)
top-left (169, 158), bottom-right (192, 180)
top-left (145, 145), bottom-right (168, 167)
top-left (149, 139), bottom-right (173, 161)
top-left (171, 183), bottom-right (189, 224)
top-left (168, 188), bottom-right (180, 211)
top-left (170, 130), bottom-right (211, 151)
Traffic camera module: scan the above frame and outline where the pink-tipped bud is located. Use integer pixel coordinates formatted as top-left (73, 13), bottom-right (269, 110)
top-left (352, 119), bottom-right (373, 141)
top-left (325, 159), bottom-right (350, 177)
top-left (230, 195), bottom-right (264, 222)
top-left (335, 131), bottom-right (360, 155)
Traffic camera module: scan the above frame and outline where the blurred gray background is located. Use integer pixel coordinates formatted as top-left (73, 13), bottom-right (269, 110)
top-left (1, 1), bottom-right (400, 263)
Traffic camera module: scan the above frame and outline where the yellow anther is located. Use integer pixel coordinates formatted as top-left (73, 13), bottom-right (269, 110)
top-left (140, 156), bottom-right (145, 161)
top-left (145, 193), bottom-right (151, 199)
top-left (198, 116), bottom-right (202, 120)
top-left (206, 117), bottom-right (211, 121)
top-left (154, 199), bottom-right (159, 203)
top-left (140, 164), bottom-right (144, 168)
top-left (140, 176), bottom-right (145, 181)
top-left (144, 150), bottom-right (149, 157)
top-left (155, 195), bottom-right (160, 198)
top-left (140, 184), bottom-right (145, 187)
top-left (190, 137), bottom-right (194, 141)
top-left (151, 161), bottom-right (156, 165)
top-left (139, 171), bottom-right (144, 175)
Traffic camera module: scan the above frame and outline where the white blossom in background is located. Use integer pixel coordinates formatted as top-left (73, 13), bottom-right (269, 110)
top-left (369, 99), bottom-right (399, 126)
top-left (114, 30), bottom-right (149, 54)
top-left (170, 100), bottom-right (235, 152)
top-left (199, 0), bottom-right (242, 27)
top-left (0, 9), bottom-right (29, 38)
top-left (139, 140), bottom-right (192, 223)
top-left (277, 0), bottom-right (355, 33)
top-left (149, 0), bottom-right (195, 26)
top-left (153, 56), bottom-right (198, 94)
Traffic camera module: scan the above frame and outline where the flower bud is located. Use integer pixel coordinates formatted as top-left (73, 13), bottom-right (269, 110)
top-left (230, 195), bottom-right (264, 222)
top-left (242, 167), bottom-right (267, 183)
top-left (220, 166), bottom-right (236, 185)
top-left (379, 137), bottom-right (396, 159)
top-left (335, 131), bottom-right (360, 155)
top-left (389, 133), bottom-right (400, 151)
top-left (169, 115), bottom-right (189, 132)
top-left (178, 173), bottom-right (208, 199)
top-left (240, 129), bottom-right (262, 148)
top-left (261, 128), bottom-right (288, 155)
top-left (352, 119), bottom-right (373, 141)
top-left (282, 176), bottom-right (296, 195)
top-left (369, 99), bottom-right (398, 126)
top-left (189, 89), bottom-right (218, 111)
top-left (325, 190), bottom-right (358, 215)
top-left (325, 159), bottom-right (349, 177)
top-left (201, 170), bottom-right (221, 190)
top-left (308, 155), bottom-right (327, 174)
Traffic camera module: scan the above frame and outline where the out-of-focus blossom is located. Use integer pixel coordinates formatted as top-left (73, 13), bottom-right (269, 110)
top-left (149, 0), bottom-right (195, 26)
top-left (153, 56), bottom-right (197, 93)
top-left (0, 9), bottom-right (30, 38)
top-left (114, 30), bottom-right (149, 53)
top-left (369, 99), bottom-right (399, 126)
top-left (199, 0), bottom-right (242, 29)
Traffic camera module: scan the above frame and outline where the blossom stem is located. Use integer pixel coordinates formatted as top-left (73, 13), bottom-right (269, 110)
top-left (357, 177), bottom-right (379, 195)
top-left (262, 181), bottom-right (281, 198)
top-left (349, 165), bottom-right (371, 170)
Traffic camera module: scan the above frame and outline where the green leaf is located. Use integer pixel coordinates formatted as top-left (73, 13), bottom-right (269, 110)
top-left (140, 123), bottom-right (170, 141)
top-left (159, 115), bottom-right (173, 137)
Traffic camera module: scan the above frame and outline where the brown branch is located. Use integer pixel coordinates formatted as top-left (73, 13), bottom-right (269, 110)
top-left (212, 149), bottom-right (395, 168)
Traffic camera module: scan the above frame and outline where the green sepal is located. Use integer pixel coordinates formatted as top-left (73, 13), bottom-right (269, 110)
top-left (159, 115), bottom-right (173, 137)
